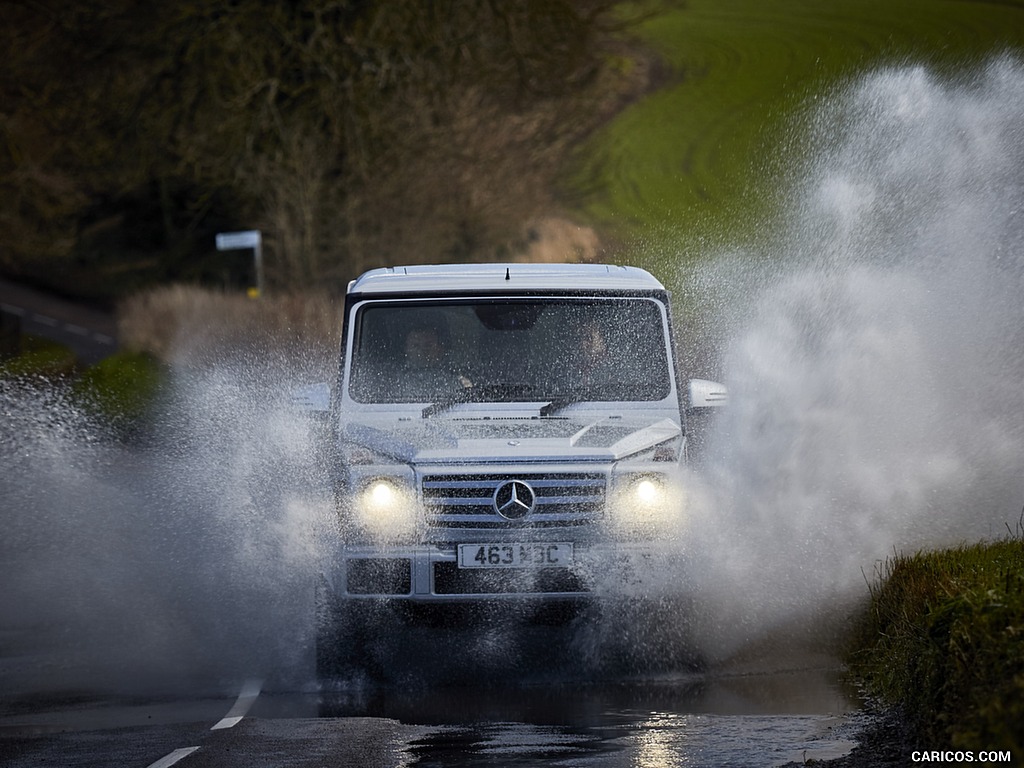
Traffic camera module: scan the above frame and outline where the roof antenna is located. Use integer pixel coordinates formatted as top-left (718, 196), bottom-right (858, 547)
top-left (505, 267), bottom-right (510, 281)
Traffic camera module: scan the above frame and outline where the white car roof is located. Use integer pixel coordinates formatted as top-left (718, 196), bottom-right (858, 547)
top-left (348, 263), bottom-right (665, 295)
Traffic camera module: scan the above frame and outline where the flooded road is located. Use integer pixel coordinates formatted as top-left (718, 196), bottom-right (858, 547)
top-left (313, 662), bottom-right (862, 767)
top-left (1, 661), bottom-right (861, 767)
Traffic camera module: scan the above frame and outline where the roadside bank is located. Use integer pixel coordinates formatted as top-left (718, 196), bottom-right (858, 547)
top-left (827, 540), bottom-right (1024, 765)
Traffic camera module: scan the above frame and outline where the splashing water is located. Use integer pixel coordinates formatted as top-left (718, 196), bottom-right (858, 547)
top-left (3, 59), bottom-right (1024, 695)
top-left (682, 56), bottom-right (1024, 660)
top-left (0, 363), bottom-right (331, 696)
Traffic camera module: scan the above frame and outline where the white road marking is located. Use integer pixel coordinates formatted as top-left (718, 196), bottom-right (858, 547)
top-left (138, 681), bottom-right (263, 768)
top-left (211, 679), bottom-right (262, 730)
top-left (145, 746), bottom-right (200, 768)
top-left (2, 300), bottom-right (116, 348)
top-left (140, 680), bottom-right (262, 768)
top-left (3, 298), bottom-right (116, 353)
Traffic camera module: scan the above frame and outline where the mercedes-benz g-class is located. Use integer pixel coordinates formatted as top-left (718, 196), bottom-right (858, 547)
top-left (308, 263), bottom-right (725, 673)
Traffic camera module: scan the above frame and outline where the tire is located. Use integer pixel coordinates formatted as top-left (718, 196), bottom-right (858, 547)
top-left (314, 583), bottom-right (373, 680)
top-left (314, 586), bottom-right (395, 681)
top-left (574, 595), bottom-right (703, 676)
top-left (314, 582), bottom-right (347, 680)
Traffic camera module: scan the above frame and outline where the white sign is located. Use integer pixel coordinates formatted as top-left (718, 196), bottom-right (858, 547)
top-left (216, 230), bottom-right (261, 250)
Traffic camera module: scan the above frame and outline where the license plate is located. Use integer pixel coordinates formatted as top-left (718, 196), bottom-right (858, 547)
top-left (457, 543), bottom-right (573, 569)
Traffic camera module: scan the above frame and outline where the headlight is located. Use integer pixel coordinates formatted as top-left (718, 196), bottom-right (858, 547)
top-left (354, 477), bottom-right (418, 539)
top-left (634, 478), bottom-right (663, 505)
top-left (610, 473), bottom-right (685, 534)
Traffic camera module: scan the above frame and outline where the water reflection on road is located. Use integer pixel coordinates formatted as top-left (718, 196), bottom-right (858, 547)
top-left (265, 662), bottom-right (861, 767)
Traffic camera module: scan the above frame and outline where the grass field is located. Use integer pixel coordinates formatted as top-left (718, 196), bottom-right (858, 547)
top-left (566, 0), bottom-right (1024, 270)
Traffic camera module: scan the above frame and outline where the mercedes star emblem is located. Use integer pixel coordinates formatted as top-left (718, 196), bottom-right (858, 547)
top-left (492, 479), bottom-right (536, 520)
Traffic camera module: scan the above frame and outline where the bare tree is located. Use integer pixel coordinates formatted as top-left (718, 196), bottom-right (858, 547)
top-left (1, 0), bottom-right (643, 293)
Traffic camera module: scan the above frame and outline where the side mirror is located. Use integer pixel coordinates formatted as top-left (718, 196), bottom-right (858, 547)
top-left (290, 382), bottom-right (331, 413)
top-left (685, 379), bottom-right (726, 468)
top-left (687, 378), bottom-right (728, 409)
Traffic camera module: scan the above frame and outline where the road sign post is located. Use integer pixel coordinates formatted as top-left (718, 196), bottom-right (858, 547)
top-left (215, 230), bottom-right (263, 297)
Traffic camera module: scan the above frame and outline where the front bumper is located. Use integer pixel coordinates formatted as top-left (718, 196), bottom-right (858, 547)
top-left (327, 542), bottom-right (675, 603)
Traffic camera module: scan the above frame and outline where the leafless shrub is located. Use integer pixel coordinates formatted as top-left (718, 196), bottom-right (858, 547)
top-left (118, 286), bottom-right (342, 376)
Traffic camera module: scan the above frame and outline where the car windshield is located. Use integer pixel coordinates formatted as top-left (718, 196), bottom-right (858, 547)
top-left (348, 298), bottom-right (672, 405)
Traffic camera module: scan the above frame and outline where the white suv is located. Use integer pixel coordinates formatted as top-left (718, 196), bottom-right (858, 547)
top-left (308, 263), bottom-right (725, 674)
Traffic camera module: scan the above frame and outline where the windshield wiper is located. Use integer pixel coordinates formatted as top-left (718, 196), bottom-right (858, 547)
top-left (422, 383), bottom-right (538, 418)
top-left (421, 389), bottom-right (476, 418)
top-left (539, 391), bottom-right (589, 418)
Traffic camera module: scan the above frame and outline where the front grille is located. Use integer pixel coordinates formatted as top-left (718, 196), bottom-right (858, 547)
top-left (433, 562), bottom-right (589, 595)
top-left (421, 472), bottom-right (606, 528)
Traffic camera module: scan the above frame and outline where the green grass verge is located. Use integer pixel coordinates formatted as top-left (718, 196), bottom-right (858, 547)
top-left (850, 539), bottom-right (1024, 753)
top-left (0, 336), bottom-right (77, 379)
top-left (72, 351), bottom-right (166, 434)
top-left (2, 340), bottom-right (166, 437)
top-left (567, 0), bottom-right (1024, 277)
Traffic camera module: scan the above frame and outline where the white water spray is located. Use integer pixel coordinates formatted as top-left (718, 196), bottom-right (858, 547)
top-left (4, 59), bottom-right (1024, 693)
top-left (684, 57), bottom-right (1024, 659)
top-left (0, 360), bottom-right (332, 696)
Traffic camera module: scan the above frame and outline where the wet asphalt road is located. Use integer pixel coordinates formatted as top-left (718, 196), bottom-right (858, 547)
top-left (0, 277), bottom-right (117, 364)
top-left (0, 659), bottom-right (861, 767)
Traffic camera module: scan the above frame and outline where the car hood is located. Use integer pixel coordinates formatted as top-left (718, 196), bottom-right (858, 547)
top-left (341, 415), bottom-right (681, 464)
